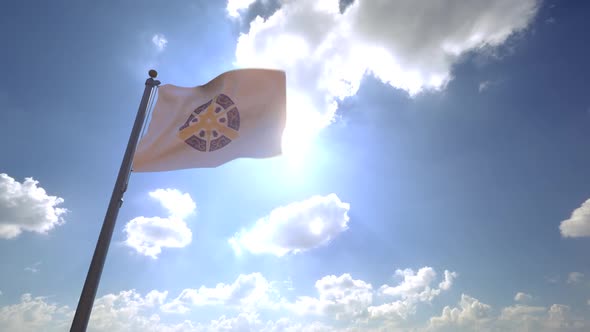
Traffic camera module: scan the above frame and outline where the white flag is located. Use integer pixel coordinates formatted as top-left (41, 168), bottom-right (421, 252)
top-left (133, 69), bottom-right (286, 172)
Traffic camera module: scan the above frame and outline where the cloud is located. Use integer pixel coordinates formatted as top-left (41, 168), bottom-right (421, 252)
top-left (288, 273), bottom-right (373, 320)
top-left (369, 267), bottom-right (457, 321)
top-left (514, 292), bottom-right (533, 303)
top-left (226, 0), bottom-right (258, 18)
top-left (478, 80), bottom-right (492, 92)
top-left (148, 189), bottom-right (196, 219)
top-left (0, 173), bottom-right (67, 239)
top-left (428, 294), bottom-right (493, 330)
top-left (286, 267), bottom-right (456, 323)
top-left (0, 294), bottom-right (70, 332)
top-left (124, 189), bottom-right (195, 259)
top-left (429, 295), bottom-right (589, 332)
top-left (86, 290), bottom-right (169, 331)
top-left (567, 272), bottom-right (584, 284)
top-left (379, 267), bottom-right (457, 301)
top-left (85, 287), bottom-right (330, 332)
top-left (545, 275), bottom-right (559, 284)
top-left (151, 34), bottom-right (168, 51)
top-left (234, 0), bottom-right (540, 145)
top-left (500, 304), bottom-right (546, 321)
top-left (560, 199), bottom-right (590, 237)
top-left (161, 273), bottom-right (273, 314)
top-left (229, 193), bottom-right (350, 256)
top-left (24, 261), bottom-right (41, 274)
top-left (2, 269), bottom-right (589, 332)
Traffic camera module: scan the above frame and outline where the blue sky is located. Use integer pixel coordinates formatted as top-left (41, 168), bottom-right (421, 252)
top-left (1, 0), bottom-right (590, 331)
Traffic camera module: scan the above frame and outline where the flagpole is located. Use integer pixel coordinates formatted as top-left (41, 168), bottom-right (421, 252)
top-left (70, 70), bottom-right (160, 332)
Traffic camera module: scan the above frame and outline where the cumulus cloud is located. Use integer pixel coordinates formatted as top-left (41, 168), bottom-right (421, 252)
top-left (567, 272), bottom-right (584, 284)
top-left (229, 193), bottom-right (350, 256)
top-left (369, 267), bottom-right (457, 321)
top-left (226, 0), bottom-right (258, 18)
top-left (234, 0), bottom-right (540, 147)
top-left (514, 292), bottom-right (533, 303)
top-left (161, 273), bottom-right (273, 314)
top-left (2, 270), bottom-right (589, 332)
top-left (429, 294), bottom-right (493, 330)
top-left (151, 34), bottom-right (168, 51)
top-left (379, 267), bottom-right (457, 301)
top-left (124, 189), bottom-right (195, 259)
top-left (87, 290), bottom-right (169, 331)
top-left (286, 266), bottom-right (456, 324)
top-left (0, 294), bottom-right (70, 332)
top-left (560, 199), bottom-right (590, 237)
top-left (289, 273), bottom-right (373, 320)
top-left (0, 173), bottom-right (67, 239)
top-left (148, 189), bottom-right (196, 219)
top-left (429, 295), bottom-right (590, 332)
top-left (91, 300), bottom-right (328, 332)
top-left (86, 288), bottom-right (330, 332)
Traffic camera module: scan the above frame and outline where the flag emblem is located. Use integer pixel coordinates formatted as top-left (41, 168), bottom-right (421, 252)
top-left (177, 94), bottom-right (240, 152)
top-left (133, 69), bottom-right (286, 171)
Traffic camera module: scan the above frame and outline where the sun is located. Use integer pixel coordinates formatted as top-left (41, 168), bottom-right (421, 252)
top-left (280, 92), bottom-right (328, 164)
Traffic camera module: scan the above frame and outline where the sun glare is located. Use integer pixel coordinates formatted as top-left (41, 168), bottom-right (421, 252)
top-left (309, 218), bottom-right (324, 236)
top-left (280, 92), bottom-right (328, 165)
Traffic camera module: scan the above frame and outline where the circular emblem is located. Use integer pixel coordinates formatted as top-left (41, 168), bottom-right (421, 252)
top-left (178, 94), bottom-right (240, 152)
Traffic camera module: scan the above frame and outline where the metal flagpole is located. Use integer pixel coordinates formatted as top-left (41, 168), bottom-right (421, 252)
top-left (70, 70), bottom-right (160, 332)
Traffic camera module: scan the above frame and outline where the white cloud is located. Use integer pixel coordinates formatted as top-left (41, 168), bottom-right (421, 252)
top-left (514, 292), bottom-right (533, 303)
top-left (24, 261), bottom-right (41, 274)
top-left (289, 273), bottom-right (373, 320)
top-left (285, 267), bottom-right (456, 324)
top-left (428, 294), bottom-right (494, 331)
top-left (234, 0), bottom-right (540, 148)
top-left (151, 34), bottom-right (168, 51)
top-left (379, 267), bottom-right (457, 302)
top-left (148, 189), bottom-right (196, 219)
top-left (500, 304), bottom-right (546, 321)
top-left (560, 199), bottom-right (590, 237)
top-left (0, 173), bottom-right (67, 239)
top-left (515, 304), bottom-right (583, 331)
top-left (2, 270), bottom-right (589, 332)
top-left (0, 294), bottom-right (70, 332)
top-left (429, 295), bottom-right (590, 332)
top-left (226, 0), bottom-right (257, 18)
top-left (545, 275), bottom-right (559, 284)
top-left (161, 273), bottom-right (273, 314)
top-left (124, 217), bottom-right (192, 259)
top-left (567, 272), bottom-right (584, 284)
top-left (229, 193), bottom-right (350, 256)
top-left (87, 290), bottom-right (170, 331)
top-left (369, 267), bottom-right (457, 321)
top-left (124, 189), bottom-right (195, 259)
top-left (478, 80), bottom-right (492, 92)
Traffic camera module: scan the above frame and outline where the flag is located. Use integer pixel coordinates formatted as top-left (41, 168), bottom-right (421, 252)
top-left (133, 69), bottom-right (286, 172)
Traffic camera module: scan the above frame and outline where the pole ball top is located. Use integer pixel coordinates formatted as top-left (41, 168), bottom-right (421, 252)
top-left (148, 69), bottom-right (158, 78)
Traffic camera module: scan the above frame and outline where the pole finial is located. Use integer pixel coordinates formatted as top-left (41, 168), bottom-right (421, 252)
top-left (148, 69), bottom-right (158, 78)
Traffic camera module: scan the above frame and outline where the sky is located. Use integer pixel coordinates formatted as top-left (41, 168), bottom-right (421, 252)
top-left (1, 0), bottom-right (590, 331)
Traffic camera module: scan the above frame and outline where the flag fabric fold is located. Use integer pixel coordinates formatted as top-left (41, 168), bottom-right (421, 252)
top-left (133, 69), bottom-right (286, 172)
